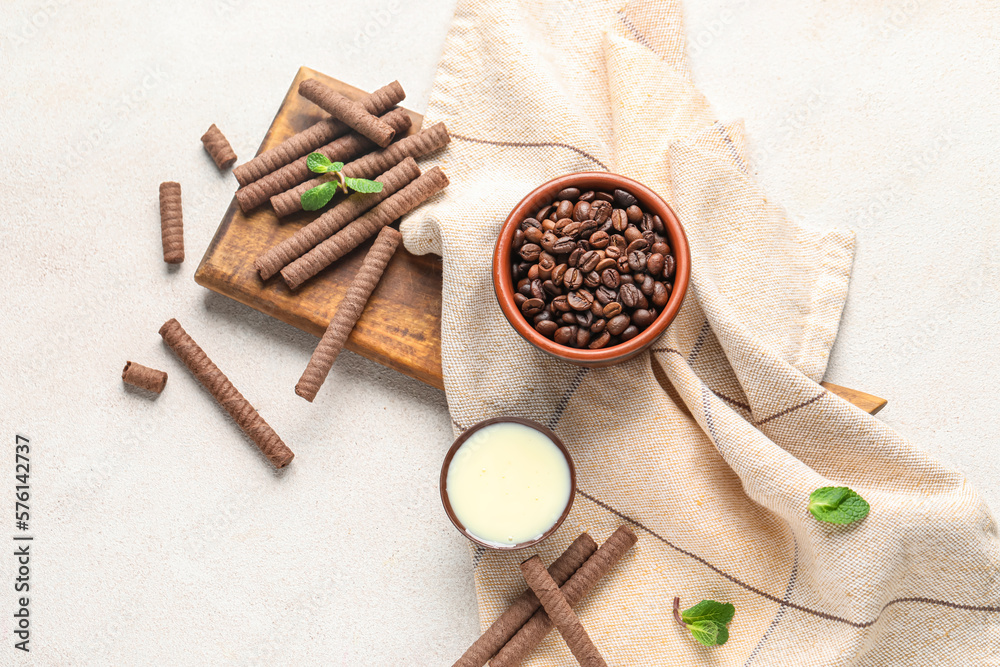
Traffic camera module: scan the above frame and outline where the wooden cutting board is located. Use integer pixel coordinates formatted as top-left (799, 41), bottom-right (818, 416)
top-left (195, 66), bottom-right (887, 416)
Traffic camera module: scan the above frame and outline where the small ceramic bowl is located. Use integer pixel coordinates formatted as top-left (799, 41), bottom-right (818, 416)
top-left (440, 417), bottom-right (576, 551)
top-left (493, 172), bottom-right (690, 367)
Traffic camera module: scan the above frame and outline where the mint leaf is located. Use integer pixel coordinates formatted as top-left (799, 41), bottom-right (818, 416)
top-left (344, 177), bottom-right (383, 194)
top-left (306, 152), bottom-right (333, 173)
top-left (809, 486), bottom-right (870, 524)
top-left (681, 600), bottom-right (735, 626)
top-left (687, 620), bottom-right (720, 646)
top-left (715, 624), bottom-right (729, 646)
top-left (300, 181), bottom-right (340, 211)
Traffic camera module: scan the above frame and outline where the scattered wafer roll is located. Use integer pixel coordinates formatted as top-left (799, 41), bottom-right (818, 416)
top-left (232, 80), bottom-right (405, 186)
top-left (235, 109), bottom-right (412, 212)
top-left (254, 158), bottom-right (421, 280)
top-left (299, 79), bottom-right (396, 148)
top-left (200, 124), bottom-right (237, 170)
top-left (490, 526), bottom-right (637, 667)
top-left (294, 227), bottom-right (402, 402)
top-left (281, 167), bottom-right (448, 289)
top-left (520, 556), bottom-right (608, 667)
top-left (122, 361), bottom-right (168, 394)
top-left (158, 318), bottom-right (294, 468)
top-left (159, 182), bottom-right (184, 263)
top-left (453, 534), bottom-right (598, 667)
top-left (271, 123), bottom-right (450, 217)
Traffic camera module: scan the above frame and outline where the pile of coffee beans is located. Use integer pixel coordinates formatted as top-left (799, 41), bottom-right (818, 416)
top-left (510, 186), bottom-right (675, 349)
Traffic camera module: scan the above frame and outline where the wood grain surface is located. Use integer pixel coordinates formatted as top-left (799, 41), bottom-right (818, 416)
top-left (195, 67), bottom-right (888, 415)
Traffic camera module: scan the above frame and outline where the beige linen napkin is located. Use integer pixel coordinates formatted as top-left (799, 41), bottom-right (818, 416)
top-left (401, 1), bottom-right (1000, 664)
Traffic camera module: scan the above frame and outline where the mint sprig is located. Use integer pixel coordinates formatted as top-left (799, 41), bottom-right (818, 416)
top-left (300, 152), bottom-right (384, 211)
top-left (808, 486), bottom-right (870, 524)
top-left (674, 598), bottom-right (733, 646)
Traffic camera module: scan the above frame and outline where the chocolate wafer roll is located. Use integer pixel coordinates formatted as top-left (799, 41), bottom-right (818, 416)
top-left (235, 108), bottom-right (411, 212)
top-left (299, 79), bottom-right (396, 148)
top-left (254, 158), bottom-right (421, 280)
top-left (122, 361), bottom-right (168, 394)
top-left (232, 80), bottom-right (405, 186)
top-left (490, 526), bottom-right (637, 667)
top-left (281, 167), bottom-right (448, 289)
top-left (200, 124), bottom-right (237, 170)
top-left (159, 318), bottom-right (294, 468)
top-left (520, 556), bottom-right (607, 667)
top-left (271, 123), bottom-right (450, 217)
top-left (159, 182), bottom-right (184, 263)
top-left (295, 227), bottom-right (402, 402)
top-left (453, 533), bottom-right (598, 667)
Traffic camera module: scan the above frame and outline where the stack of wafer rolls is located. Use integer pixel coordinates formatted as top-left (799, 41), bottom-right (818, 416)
top-left (282, 167), bottom-right (449, 289)
top-left (254, 158), bottom-right (421, 280)
top-left (235, 108), bottom-right (412, 212)
top-left (232, 80), bottom-right (405, 187)
top-left (271, 122), bottom-right (450, 218)
top-left (299, 79), bottom-right (397, 147)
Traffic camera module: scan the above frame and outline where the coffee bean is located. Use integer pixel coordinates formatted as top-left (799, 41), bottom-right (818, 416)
top-left (562, 221), bottom-right (582, 238)
top-left (540, 231), bottom-right (558, 253)
top-left (584, 271), bottom-right (601, 288)
top-left (652, 214), bottom-right (665, 233)
top-left (578, 250), bottom-right (600, 273)
top-left (640, 212), bottom-right (654, 233)
top-left (568, 289), bottom-right (594, 311)
top-left (561, 312), bottom-right (578, 325)
top-left (611, 208), bottom-right (628, 232)
top-left (519, 243), bottom-right (541, 261)
top-left (589, 230), bottom-right (610, 249)
top-left (575, 310), bottom-right (594, 328)
top-left (579, 190), bottom-right (596, 202)
top-left (551, 236), bottom-right (576, 254)
top-left (591, 318), bottom-right (607, 334)
top-left (646, 252), bottom-right (664, 276)
top-left (542, 279), bottom-right (561, 297)
top-left (594, 191), bottom-right (614, 203)
top-left (606, 314), bottom-right (630, 336)
top-left (623, 225), bottom-right (642, 243)
top-left (511, 264), bottom-right (522, 282)
top-left (575, 328), bottom-right (591, 348)
top-left (568, 247), bottom-right (584, 267)
top-left (617, 256), bottom-right (631, 274)
top-left (517, 278), bottom-right (531, 296)
top-left (535, 205), bottom-right (552, 220)
top-left (590, 200), bottom-right (612, 224)
top-left (602, 301), bottom-right (622, 318)
top-left (651, 281), bottom-right (669, 307)
top-left (606, 235), bottom-right (626, 258)
top-left (595, 257), bottom-right (617, 272)
top-left (620, 283), bottom-right (642, 308)
top-left (554, 326), bottom-right (577, 346)
top-left (552, 295), bottom-right (571, 312)
top-left (628, 250), bottom-right (647, 273)
top-left (632, 309), bottom-right (655, 328)
top-left (521, 298), bottom-right (545, 317)
top-left (554, 217), bottom-right (574, 234)
top-left (555, 200), bottom-right (574, 219)
top-left (551, 263), bottom-right (568, 285)
top-left (534, 310), bottom-right (552, 323)
top-left (563, 266), bottom-right (582, 290)
top-left (620, 325), bottom-right (639, 341)
top-left (588, 331), bottom-right (611, 349)
top-left (601, 268), bottom-right (621, 288)
top-left (514, 293), bottom-right (528, 308)
top-left (523, 226), bottom-right (543, 244)
top-left (626, 238), bottom-right (648, 254)
top-left (535, 320), bottom-right (558, 338)
top-left (579, 219), bottom-right (599, 236)
top-left (576, 240), bottom-right (591, 252)
top-left (651, 241), bottom-right (670, 256)
top-left (572, 200), bottom-right (591, 222)
top-left (556, 187), bottom-right (580, 201)
top-left (538, 253), bottom-right (554, 275)
top-left (512, 228), bottom-right (525, 251)
top-left (663, 254), bottom-right (676, 279)
top-left (595, 285), bottom-right (618, 305)
top-left (542, 219), bottom-right (556, 231)
top-left (626, 205), bottom-right (642, 223)
top-left (613, 189), bottom-right (637, 208)
top-left (640, 274), bottom-right (655, 296)
top-left (530, 279), bottom-right (544, 300)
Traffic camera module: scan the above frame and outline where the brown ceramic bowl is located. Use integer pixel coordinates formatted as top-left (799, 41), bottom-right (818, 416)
top-left (493, 172), bottom-right (690, 367)
top-left (440, 417), bottom-right (575, 551)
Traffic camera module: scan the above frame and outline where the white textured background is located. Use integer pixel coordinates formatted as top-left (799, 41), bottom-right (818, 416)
top-left (0, 0), bottom-right (996, 664)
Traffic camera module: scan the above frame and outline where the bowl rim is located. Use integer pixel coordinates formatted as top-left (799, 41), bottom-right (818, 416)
top-left (439, 416), bottom-right (576, 551)
top-left (492, 171), bottom-right (691, 364)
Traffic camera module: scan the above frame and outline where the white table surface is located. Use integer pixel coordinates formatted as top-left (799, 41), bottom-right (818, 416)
top-left (1, 1), bottom-right (997, 663)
